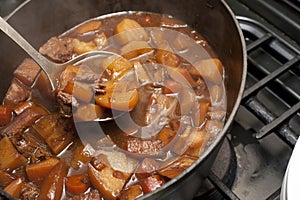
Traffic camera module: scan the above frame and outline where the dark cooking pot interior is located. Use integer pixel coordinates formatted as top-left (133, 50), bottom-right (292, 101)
top-left (0, 0), bottom-right (246, 199)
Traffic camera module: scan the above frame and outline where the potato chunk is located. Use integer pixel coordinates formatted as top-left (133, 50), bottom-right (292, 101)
top-left (193, 58), bottom-right (223, 84)
top-left (88, 153), bottom-right (136, 200)
top-left (0, 136), bottom-right (27, 170)
top-left (39, 160), bottom-right (68, 200)
top-left (156, 42), bottom-right (180, 68)
top-left (72, 39), bottom-right (96, 55)
top-left (158, 155), bottom-right (196, 179)
top-left (121, 40), bottom-right (152, 60)
top-left (33, 114), bottom-right (74, 154)
top-left (115, 18), bottom-right (148, 45)
top-left (103, 56), bottom-right (133, 80)
top-left (119, 185), bottom-right (143, 200)
top-left (88, 150), bottom-right (138, 199)
top-left (74, 103), bottom-right (104, 121)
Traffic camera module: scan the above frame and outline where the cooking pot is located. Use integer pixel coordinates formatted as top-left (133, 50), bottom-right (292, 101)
top-left (0, 0), bottom-right (247, 199)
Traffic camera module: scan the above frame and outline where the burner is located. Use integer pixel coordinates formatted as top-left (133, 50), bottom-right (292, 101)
top-left (194, 137), bottom-right (237, 200)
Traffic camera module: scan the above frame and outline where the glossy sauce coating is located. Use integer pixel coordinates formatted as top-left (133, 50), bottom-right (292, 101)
top-left (0, 12), bottom-right (226, 200)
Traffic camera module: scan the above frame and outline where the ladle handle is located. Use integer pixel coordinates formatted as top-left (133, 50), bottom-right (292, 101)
top-left (0, 17), bottom-right (55, 87)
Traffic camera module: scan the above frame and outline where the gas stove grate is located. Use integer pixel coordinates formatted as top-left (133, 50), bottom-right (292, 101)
top-left (239, 0), bottom-right (300, 44)
top-left (207, 16), bottom-right (300, 200)
top-left (238, 16), bottom-right (300, 146)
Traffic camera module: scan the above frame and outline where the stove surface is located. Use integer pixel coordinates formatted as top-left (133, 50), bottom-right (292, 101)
top-left (223, 0), bottom-right (300, 199)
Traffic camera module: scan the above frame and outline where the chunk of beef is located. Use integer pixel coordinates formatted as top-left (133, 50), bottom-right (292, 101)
top-left (1, 104), bottom-right (48, 137)
top-left (125, 138), bottom-right (164, 155)
top-left (39, 37), bottom-right (74, 63)
top-left (140, 175), bottom-right (165, 194)
top-left (56, 91), bottom-right (79, 117)
top-left (11, 131), bottom-right (52, 163)
top-left (20, 182), bottom-right (40, 200)
top-left (13, 58), bottom-right (41, 87)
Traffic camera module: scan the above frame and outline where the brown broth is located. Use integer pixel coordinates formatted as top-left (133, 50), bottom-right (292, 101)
top-left (1, 11), bottom-right (226, 200)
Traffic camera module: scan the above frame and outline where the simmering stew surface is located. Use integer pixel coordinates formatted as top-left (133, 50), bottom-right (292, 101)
top-left (0, 12), bottom-right (226, 200)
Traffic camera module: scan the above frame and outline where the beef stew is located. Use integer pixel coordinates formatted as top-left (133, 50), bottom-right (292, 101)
top-left (0, 12), bottom-right (226, 200)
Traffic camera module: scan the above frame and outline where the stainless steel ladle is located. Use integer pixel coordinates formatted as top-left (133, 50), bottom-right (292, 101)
top-left (0, 16), bottom-right (115, 91)
top-left (0, 16), bottom-right (122, 121)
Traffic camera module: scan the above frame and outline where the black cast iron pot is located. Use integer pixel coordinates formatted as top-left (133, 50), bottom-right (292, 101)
top-left (0, 0), bottom-right (247, 199)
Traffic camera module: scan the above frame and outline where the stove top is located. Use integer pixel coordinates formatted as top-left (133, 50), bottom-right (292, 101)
top-left (210, 0), bottom-right (300, 199)
top-left (1, 0), bottom-right (300, 200)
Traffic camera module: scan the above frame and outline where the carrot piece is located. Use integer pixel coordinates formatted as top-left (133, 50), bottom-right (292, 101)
top-left (26, 157), bottom-right (60, 181)
top-left (95, 83), bottom-right (139, 112)
top-left (103, 56), bottom-right (133, 80)
top-left (4, 178), bottom-right (24, 198)
top-left (0, 105), bottom-right (12, 126)
top-left (65, 174), bottom-right (90, 195)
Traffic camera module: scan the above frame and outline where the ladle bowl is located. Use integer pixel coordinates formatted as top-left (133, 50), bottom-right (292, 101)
top-left (0, 16), bottom-right (120, 121)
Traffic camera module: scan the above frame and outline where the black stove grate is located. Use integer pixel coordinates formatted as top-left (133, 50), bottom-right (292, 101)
top-left (206, 16), bottom-right (300, 200)
top-left (239, 0), bottom-right (300, 44)
top-left (239, 16), bottom-right (300, 146)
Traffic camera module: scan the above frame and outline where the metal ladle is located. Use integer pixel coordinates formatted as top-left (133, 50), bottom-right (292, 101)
top-left (0, 16), bottom-right (116, 90)
top-left (0, 16), bottom-right (120, 121)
